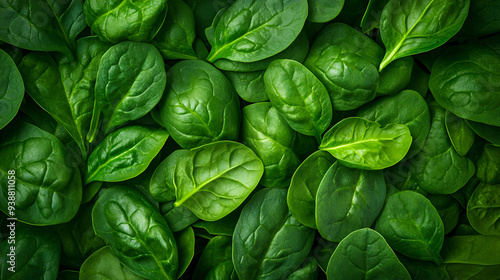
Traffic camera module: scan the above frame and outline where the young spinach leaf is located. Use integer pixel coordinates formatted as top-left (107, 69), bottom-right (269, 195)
top-left (152, 0), bottom-right (198, 60)
top-left (233, 188), bottom-right (315, 280)
top-left (206, 0), bottom-right (308, 62)
top-left (287, 150), bottom-right (336, 229)
top-left (241, 102), bottom-right (300, 188)
top-left (0, 122), bottom-right (82, 225)
top-left (0, 0), bottom-right (86, 59)
top-left (173, 141), bottom-right (264, 221)
top-left (379, 0), bottom-right (470, 70)
top-left (0, 49), bottom-right (23, 130)
top-left (477, 144), bottom-right (500, 185)
top-left (265, 59), bottom-right (333, 142)
top-left (320, 117), bottom-right (412, 170)
top-left (20, 37), bottom-right (111, 157)
top-left (95, 41), bottom-right (167, 134)
top-left (409, 102), bottom-right (475, 194)
top-left (467, 182), bottom-right (500, 236)
top-left (307, 0), bottom-right (344, 23)
top-left (92, 186), bottom-right (178, 280)
top-left (83, 0), bottom-right (168, 43)
top-left (326, 228), bottom-right (411, 280)
top-left (159, 60), bottom-right (240, 149)
top-left (445, 110), bottom-right (475, 156)
top-left (85, 126), bottom-right (169, 184)
top-left (79, 247), bottom-right (146, 280)
top-left (375, 191), bottom-right (444, 264)
top-left (316, 162), bottom-right (386, 242)
top-left (174, 227), bottom-right (195, 279)
top-left (0, 224), bottom-right (61, 279)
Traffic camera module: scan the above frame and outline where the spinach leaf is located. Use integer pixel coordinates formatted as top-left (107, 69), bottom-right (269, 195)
top-left (427, 194), bottom-right (460, 235)
top-left (375, 191), bottom-right (444, 264)
top-left (174, 227), bottom-right (195, 279)
top-left (159, 60), bottom-right (240, 149)
top-left (379, 0), bottom-right (470, 70)
top-left (83, 0), bottom-right (167, 43)
top-left (445, 111), bottom-right (475, 156)
top-left (265, 59), bottom-right (333, 141)
top-left (225, 70), bottom-right (269, 103)
top-left (173, 141), bottom-right (264, 221)
top-left (307, 0), bottom-right (344, 23)
top-left (466, 120), bottom-right (500, 146)
top-left (377, 57), bottom-right (414, 96)
top-left (20, 37), bottom-right (111, 157)
top-left (150, 150), bottom-right (191, 203)
top-left (85, 126), bottom-right (169, 184)
top-left (0, 0), bottom-right (86, 59)
top-left (241, 102), bottom-right (300, 188)
top-left (467, 182), bottom-right (500, 236)
top-left (316, 162), bottom-right (386, 242)
top-left (441, 235), bottom-right (500, 265)
top-left (193, 236), bottom-right (234, 279)
top-left (320, 117), bottom-right (412, 170)
top-left (206, 0), bottom-right (308, 63)
top-left (360, 0), bottom-right (389, 33)
top-left (326, 228), bottom-right (411, 280)
top-left (152, 0), bottom-right (198, 60)
top-left (0, 224), bottom-right (60, 279)
top-left (55, 203), bottom-right (105, 269)
top-left (0, 49), bottom-right (23, 130)
top-left (445, 264), bottom-right (500, 280)
top-left (233, 188), bottom-right (315, 280)
top-left (357, 90), bottom-right (430, 159)
top-left (477, 144), bottom-right (500, 184)
top-left (213, 31), bottom-right (310, 72)
top-left (285, 257), bottom-right (319, 279)
top-left (161, 202), bottom-right (199, 232)
top-left (287, 150), bottom-right (336, 229)
top-left (409, 102), bottom-right (475, 194)
top-left (92, 186), bottom-right (178, 280)
top-left (79, 247), bottom-right (145, 279)
top-left (0, 122), bottom-right (82, 225)
top-left (95, 41), bottom-right (167, 134)
top-left (304, 23), bottom-right (383, 111)
top-left (429, 43), bottom-right (500, 127)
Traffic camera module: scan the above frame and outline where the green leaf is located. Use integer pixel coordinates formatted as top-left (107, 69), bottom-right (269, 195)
top-left (307, 0), bottom-right (344, 23)
top-left (158, 60), bottom-right (240, 149)
top-left (173, 141), bottom-right (264, 221)
top-left (83, 0), bottom-right (168, 43)
top-left (320, 117), bottom-right (412, 170)
top-left (326, 228), bottom-right (411, 280)
top-left (241, 102), bottom-right (300, 188)
top-left (92, 186), bottom-right (178, 280)
top-left (0, 224), bottom-right (60, 279)
top-left (233, 188), bottom-right (315, 280)
top-left (477, 144), bottom-right (500, 185)
top-left (206, 0), bottom-right (308, 62)
top-left (152, 0), bottom-right (198, 60)
top-left (287, 150), bottom-right (336, 229)
top-left (95, 41), bottom-right (166, 134)
top-left (265, 59), bottom-right (333, 141)
top-left (316, 162), bottom-right (386, 242)
top-left (441, 235), bottom-right (500, 265)
top-left (379, 0), bottom-right (470, 70)
top-left (375, 191), bottom-right (444, 264)
top-left (193, 236), bottom-right (234, 279)
top-left (0, 122), bottom-right (82, 225)
top-left (225, 70), bottom-right (269, 103)
top-left (429, 43), bottom-right (500, 127)
top-left (174, 227), bottom-right (195, 279)
top-left (0, 49), bottom-right (23, 130)
top-left (409, 102), bottom-right (475, 194)
top-left (85, 126), bottom-right (169, 184)
top-left (79, 247), bottom-right (146, 279)
top-left (19, 37), bottom-right (111, 157)
top-left (0, 0), bottom-right (86, 59)
top-left (445, 110), bottom-right (475, 156)
top-left (467, 183), bottom-right (500, 236)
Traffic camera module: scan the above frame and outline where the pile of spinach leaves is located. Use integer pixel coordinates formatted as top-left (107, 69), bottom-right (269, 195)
top-left (0, 0), bottom-right (499, 279)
